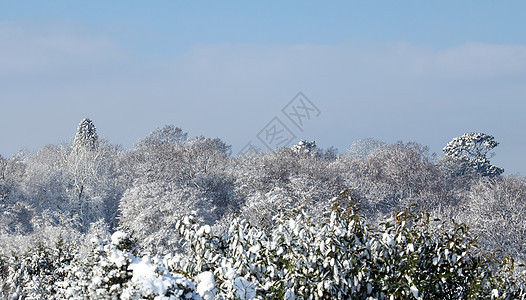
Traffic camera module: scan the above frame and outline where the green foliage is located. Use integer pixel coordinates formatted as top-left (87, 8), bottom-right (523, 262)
top-left (172, 190), bottom-right (526, 299)
top-left (2, 191), bottom-right (525, 299)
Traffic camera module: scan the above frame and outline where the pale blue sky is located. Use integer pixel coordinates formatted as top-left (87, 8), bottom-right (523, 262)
top-left (1, 1), bottom-right (525, 175)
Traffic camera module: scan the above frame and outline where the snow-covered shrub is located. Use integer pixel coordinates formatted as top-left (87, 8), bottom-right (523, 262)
top-left (2, 190), bottom-right (526, 299)
top-left (374, 206), bottom-right (494, 299)
top-left (56, 231), bottom-right (198, 299)
top-left (56, 231), bottom-right (135, 298)
top-left (172, 190), bottom-right (526, 299)
top-left (0, 239), bottom-right (73, 300)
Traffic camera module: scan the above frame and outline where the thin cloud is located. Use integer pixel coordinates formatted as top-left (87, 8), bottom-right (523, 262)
top-left (431, 42), bottom-right (526, 79)
top-left (0, 22), bottom-right (125, 76)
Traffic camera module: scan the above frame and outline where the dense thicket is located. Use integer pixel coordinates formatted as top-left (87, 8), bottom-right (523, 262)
top-left (2, 192), bottom-right (525, 299)
top-left (0, 121), bottom-right (523, 299)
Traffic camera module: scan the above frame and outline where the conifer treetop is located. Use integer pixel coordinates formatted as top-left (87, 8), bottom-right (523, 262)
top-left (73, 118), bottom-right (99, 151)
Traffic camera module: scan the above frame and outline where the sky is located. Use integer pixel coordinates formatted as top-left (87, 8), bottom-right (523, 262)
top-left (1, 1), bottom-right (525, 175)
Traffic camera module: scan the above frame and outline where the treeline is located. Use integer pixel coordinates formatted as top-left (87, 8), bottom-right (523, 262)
top-left (0, 119), bottom-right (525, 297)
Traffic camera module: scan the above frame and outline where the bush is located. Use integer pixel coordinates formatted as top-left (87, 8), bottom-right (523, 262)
top-left (0, 239), bottom-right (73, 299)
top-left (2, 191), bottom-right (525, 299)
top-left (171, 190), bottom-right (526, 299)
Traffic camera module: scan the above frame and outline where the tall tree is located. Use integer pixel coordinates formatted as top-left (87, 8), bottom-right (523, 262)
top-left (443, 132), bottom-right (504, 177)
top-left (0, 155), bottom-right (8, 202)
top-left (67, 118), bottom-right (105, 228)
top-left (73, 118), bottom-right (99, 152)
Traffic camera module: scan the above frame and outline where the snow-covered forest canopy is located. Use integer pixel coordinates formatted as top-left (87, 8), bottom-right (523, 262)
top-left (1, 118), bottom-right (525, 299)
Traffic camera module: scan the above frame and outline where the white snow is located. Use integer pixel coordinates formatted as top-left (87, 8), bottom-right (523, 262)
top-left (195, 271), bottom-right (216, 300)
top-left (410, 285), bottom-right (419, 298)
top-left (111, 231), bottom-right (128, 245)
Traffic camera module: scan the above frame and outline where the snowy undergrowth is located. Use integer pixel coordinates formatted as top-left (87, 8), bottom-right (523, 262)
top-left (170, 190), bottom-right (526, 299)
top-left (55, 231), bottom-right (198, 300)
top-left (2, 191), bottom-right (525, 299)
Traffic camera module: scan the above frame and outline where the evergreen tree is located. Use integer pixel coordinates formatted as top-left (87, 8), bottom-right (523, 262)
top-left (73, 118), bottom-right (99, 152)
top-left (443, 132), bottom-right (504, 177)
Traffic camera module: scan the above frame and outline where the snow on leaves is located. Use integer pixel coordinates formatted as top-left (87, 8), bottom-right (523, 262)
top-left (2, 192), bottom-right (526, 299)
top-left (167, 191), bottom-right (526, 300)
top-left (443, 132), bottom-right (504, 177)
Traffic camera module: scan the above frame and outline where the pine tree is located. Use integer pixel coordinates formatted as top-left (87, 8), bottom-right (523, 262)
top-left (443, 132), bottom-right (504, 177)
top-left (73, 118), bottom-right (99, 152)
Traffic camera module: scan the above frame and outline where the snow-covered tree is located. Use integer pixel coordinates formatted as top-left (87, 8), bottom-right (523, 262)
top-left (291, 140), bottom-right (317, 154)
top-left (118, 181), bottom-right (215, 253)
top-left (443, 132), bottom-right (504, 177)
top-left (133, 127), bottom-right (231, 190)
top-left (180, 136), bottom-right (231, 184)
top-left (457, 176), bottom-right (526, 261)
top-left (0, 155), bottom-right (7, 202)
top-left (0, 151), bottom-right (26, 205)
top-left (19, 145), bottom-right (69, 212)
top-left (140, 124), bottom-right (187, 148)
top-left (335, 142), bottom-right (450, 219)
top-left (234, 146), bottom-right (345, 229)
top-left (346, 137), bottom-right (385, 159)
top-left (69, 120), bottom-right (101, 214)
top-left (63, 119), bottom-right (131, 229)
top-left (121, 127), bottom-right (237, 252)
top-left (73, 118), bottom-right (99, 152)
